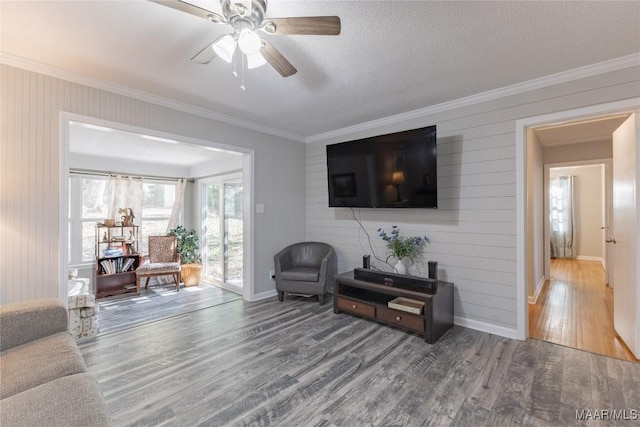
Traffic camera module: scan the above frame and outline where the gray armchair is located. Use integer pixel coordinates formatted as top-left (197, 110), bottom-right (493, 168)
top-left (274, 242), bottom-right (337, 305)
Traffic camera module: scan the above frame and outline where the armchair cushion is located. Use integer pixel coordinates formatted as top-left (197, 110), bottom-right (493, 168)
top-left (136, 262), bottom-right (181, 275)
top-left (279, 267), bottom-right (320, 282)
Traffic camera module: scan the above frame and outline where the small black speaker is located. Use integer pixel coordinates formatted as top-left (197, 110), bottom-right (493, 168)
top-left (363, 255), bottom-right (370, 269)
top-left (428, 261), bottom-right (438, 281)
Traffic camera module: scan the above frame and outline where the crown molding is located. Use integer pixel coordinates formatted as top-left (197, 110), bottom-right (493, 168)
top-left (3, 51), bottom-right (638, 145)
top-left (305, 53), bottom-right (640, 144)
top-left (0, 52), bottom-right (306, 143)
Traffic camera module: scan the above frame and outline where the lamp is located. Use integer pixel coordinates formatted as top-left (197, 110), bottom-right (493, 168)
top-left (246, 51), bottom-right (267, 69)
top-left (238, 28), bottom-right (262, 55)
top-left (391, 171), bottom-right (405, 202)
top-left (212, 34), bottom-right (236, 63)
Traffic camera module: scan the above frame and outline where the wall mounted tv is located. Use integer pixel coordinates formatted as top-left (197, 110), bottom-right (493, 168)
top-left (326, 125), bottom-right (437, 208)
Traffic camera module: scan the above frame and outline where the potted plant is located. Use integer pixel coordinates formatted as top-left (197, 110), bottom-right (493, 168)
top-left (168, 225), bottom-right (202, 287)
top-left (377, 226), bottom-right (428, 275)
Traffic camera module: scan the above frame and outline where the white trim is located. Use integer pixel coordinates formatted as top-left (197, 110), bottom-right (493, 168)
top-left (251, 289), bottom-right (278, 301)
top-left (3, 52), bottom-right (638, 145)
top-left (59, 114), bottom-right (70, 306)
top-left (544, 159), bottom-right (611, 279)
top-left (576, 256), bottom-right (606, 263)
top-left (454, 315), bottom-right (519, 340)
top-left (307, 54), bottom-right (640, 143)
top-left (60, 112), bottom-right (257, 301)
top-left (529, 276), bottom-right (546, 305)
top-left (516, 98), bottom-right (640, 341)
top-left (2, 53), bottom-right (304, 143)
top-left (243, 152), bottom-right (255, 302)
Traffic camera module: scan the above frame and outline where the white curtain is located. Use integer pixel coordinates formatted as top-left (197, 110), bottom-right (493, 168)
top-left (166, 178), bottom-right (187, 233)
top-left (108, 175), bottom-right (143, 226)
top-left (550, 175), bottom-right (576, 259)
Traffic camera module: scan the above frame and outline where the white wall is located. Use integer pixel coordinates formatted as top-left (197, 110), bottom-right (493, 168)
top-left (526, 129), bottom-right (545, 300)
top-left (0, 64), bottom-right (305, 304)
top-left (305, 65), bottom-right (640, 336)
top-left (550, 165), bottom-right (605, 260)
top-left (544, 139), bottom-right (612, 163)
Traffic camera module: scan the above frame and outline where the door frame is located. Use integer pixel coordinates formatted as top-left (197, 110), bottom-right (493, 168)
top-left (60, 112), bottom-right (256, 302)
top-left (198, 173), bottom-right (245, 295)
top-left (515, 98), bottom-right (640, 340)
top-left (544, 160), bottom-right (611, 281)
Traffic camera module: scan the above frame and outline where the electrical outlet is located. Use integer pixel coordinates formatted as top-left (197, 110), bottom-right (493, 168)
top-left (269, 270), bottom-right (275, 280)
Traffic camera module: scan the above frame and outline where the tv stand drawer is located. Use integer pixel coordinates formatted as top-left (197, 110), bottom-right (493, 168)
top-left (377, 307), bottom-right (425, 334)
top-left (337, 297), bottom-right (375, 318)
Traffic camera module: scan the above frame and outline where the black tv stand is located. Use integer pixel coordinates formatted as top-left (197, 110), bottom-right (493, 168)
top-left (333, 270), bottom-right (454, 344)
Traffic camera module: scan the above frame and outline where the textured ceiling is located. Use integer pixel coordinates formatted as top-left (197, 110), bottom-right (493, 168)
top-left (1, 1), bottom-right (639, 139)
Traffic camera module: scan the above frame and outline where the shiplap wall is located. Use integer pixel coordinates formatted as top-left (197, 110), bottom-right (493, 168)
top-left (0, 64), bottom-right (306, 304)
top-left (305, 66), bottom-right (640, 335)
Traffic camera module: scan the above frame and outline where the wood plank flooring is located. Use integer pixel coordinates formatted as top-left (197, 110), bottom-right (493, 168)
top-left (79, 295), bottom-right (640, 426)
top-left (529, 259), bottom-right (637, 362)
top-left (95, 283), bottom-right (242, 335)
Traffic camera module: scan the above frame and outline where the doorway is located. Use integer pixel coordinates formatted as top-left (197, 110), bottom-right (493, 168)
top-left (529, 161), bottom-right (636, 361)
top-left (201, 175), bottom-right (244, 293)
top-left (61, 114), bottom-right (255, 334)
top-left (516, 99), bottom-right (640, 360)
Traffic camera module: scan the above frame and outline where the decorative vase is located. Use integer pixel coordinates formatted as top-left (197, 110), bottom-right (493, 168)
top-left (393, 258), bottom-right (407, 275)
top-left (181, 263), bottom-right (203, 287)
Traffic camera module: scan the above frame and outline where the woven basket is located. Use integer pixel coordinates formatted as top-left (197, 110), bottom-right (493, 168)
top-left (181, 264), bottom-right (202, 287)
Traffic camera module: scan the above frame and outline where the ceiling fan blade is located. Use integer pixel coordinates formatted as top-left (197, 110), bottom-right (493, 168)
top-left (262, 16), bottom-right (341, 35)
top-left (191, 41), bottom-right (217, 65)
top-left (149, 0), bottom-right (226, 24)
top-left (261, 39), bottom-right (297, 77)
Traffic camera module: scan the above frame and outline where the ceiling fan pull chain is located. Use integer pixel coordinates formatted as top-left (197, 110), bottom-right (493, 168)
top-left (240, 54), bottom-right (246, 91)
top-left (232, 48), bottom-right (239, 77)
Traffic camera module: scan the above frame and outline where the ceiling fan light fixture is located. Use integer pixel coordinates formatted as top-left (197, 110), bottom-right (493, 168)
top-left (238, 28), bottom-right (262, 55)
top-left (246, 51), bottom-right (267, 69)
top-left (212, 34), bottom-right (236, 63)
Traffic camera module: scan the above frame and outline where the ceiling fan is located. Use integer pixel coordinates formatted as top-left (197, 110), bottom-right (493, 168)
top-left (151, 0), bottom-right (341, 80)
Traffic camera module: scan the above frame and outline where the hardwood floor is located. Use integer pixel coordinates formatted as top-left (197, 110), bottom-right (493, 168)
top-left (95, 283), bottom-right (242, 335)
top-left (529, 259), bottom-right (637, 362)
top-left (79, 295), bottom-right (640, 426)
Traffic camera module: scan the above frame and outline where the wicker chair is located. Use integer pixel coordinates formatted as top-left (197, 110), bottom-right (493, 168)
top-left (135, 236), bottom-right (181, 294)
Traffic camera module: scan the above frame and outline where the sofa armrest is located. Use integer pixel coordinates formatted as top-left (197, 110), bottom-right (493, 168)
top-left (0, 299), bottom-right (68, 352)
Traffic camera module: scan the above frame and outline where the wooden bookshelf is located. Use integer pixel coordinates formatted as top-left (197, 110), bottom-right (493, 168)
top-left (95, 225), bottom-right (140, 298)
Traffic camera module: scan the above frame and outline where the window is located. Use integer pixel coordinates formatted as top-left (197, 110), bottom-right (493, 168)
top-left (201, 176), bottom-right (243, 287)
top-left (139, 182), bottom-right (176, 254)
top-left (68, 175), bottom-right (178, 264)
top-left (69, 176), bottom-right (110, 264)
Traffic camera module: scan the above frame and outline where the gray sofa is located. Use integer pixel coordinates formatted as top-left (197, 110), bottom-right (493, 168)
top-left (0, 299), bottom-right (110, 427)
top-left (274, 242), bottom-right (337, 305)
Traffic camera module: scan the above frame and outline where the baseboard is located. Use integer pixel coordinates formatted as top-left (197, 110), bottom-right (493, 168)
top-left (528, 276), bottom-right (546, 305)
top-left (576, 255), bottom-right (605, 264)
top-left (251, 289), bottom-right (278, 301)
top-left (454, 315), bottom-right (519, 340)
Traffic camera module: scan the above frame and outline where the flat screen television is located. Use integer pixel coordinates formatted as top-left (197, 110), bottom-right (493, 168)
top-left (326, 125), bottom-right (437, 208)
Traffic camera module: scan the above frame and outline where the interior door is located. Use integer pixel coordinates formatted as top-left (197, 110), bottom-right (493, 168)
top-left (603, 162), bottom-right (613, 286)
top-left (612, 113), bottom-right (638, 358)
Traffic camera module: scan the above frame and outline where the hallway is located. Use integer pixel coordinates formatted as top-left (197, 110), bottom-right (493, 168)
top-left (529, 258), bottom-right (637, 362)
